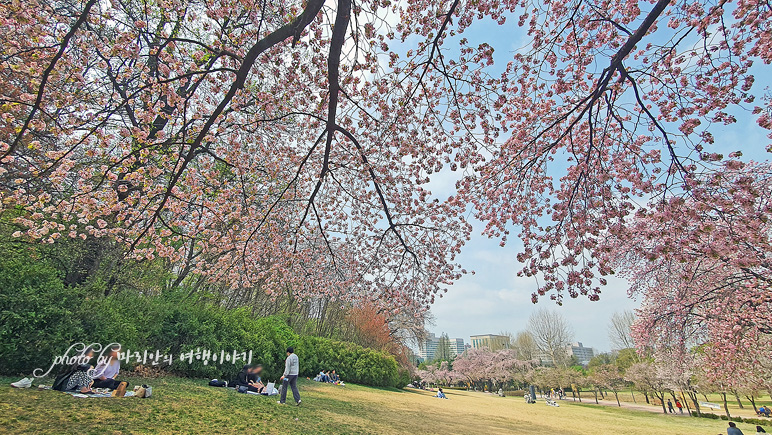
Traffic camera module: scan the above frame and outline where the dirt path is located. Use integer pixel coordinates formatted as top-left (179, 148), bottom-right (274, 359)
top-left (563, 396), bottom-right (766, 420)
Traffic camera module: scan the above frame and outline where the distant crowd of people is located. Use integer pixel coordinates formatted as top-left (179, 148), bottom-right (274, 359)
top-left (548, 388), bottom-right (565, 400)
top-left (313, 369), bottom-right (343, 385)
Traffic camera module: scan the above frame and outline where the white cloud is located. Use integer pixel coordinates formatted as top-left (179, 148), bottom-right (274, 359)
top-left (429, 230), bottom-right (639, 353)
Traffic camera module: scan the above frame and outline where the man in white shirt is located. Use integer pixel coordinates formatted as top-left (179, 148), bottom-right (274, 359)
top-left (278, 347), bottom-right (301, 405)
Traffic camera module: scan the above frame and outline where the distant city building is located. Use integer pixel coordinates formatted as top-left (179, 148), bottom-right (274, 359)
top-left (470, 334), bottom-right (510, 350)
top-left (418, 333), bottom-right (466, 360)
top-left (449, 337), bottom-right (465, 355)
top-left (568, 342), bottom-right (595, 365)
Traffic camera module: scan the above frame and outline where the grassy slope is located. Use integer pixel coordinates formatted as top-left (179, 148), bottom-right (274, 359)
top-left (0, 376), bottom-right (766, 434)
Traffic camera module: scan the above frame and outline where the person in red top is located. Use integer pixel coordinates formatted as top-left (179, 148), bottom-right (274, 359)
top-left (675, 399), bottom-right (683, 414)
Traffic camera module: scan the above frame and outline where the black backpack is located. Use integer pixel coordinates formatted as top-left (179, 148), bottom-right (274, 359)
top-left (208, 379), bottom-right (227, 387)
top-left (52, 364), bottom-right (90, 391)
top-left (52, 372), bottom-right (73, 391)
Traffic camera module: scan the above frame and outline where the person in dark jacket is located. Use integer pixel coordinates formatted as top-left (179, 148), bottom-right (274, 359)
top-left (52, 346), bottom-right (95, 392)
top-left (65, 347), bottom-right (96, 392)
top-left (727, 422), bottom-right (745, 435)
top-left (234, 365), bottom-right (264, 393)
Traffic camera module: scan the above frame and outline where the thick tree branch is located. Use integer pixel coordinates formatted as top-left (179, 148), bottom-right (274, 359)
top-left (3, 0), bottom-right (98, 161)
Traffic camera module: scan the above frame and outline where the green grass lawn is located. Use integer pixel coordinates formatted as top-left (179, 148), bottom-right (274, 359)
top-left (1, 376), bottom-right (768, 434)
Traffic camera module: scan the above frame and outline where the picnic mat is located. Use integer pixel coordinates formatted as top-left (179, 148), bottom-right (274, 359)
top-left (65, 391), bottom-right (135, 398)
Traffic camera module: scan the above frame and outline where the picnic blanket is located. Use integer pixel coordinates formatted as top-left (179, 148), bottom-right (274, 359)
top-left (65, 391), bottom-right (135, 398)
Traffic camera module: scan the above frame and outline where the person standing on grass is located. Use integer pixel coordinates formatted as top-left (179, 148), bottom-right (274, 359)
top-left (278, 347), bottom-right (301, 406)
top-left (667, 399), bottom-right (675, 413)
top-left (727, 422), bottom-right (744, 435)
top-left (675, 399), bottom-right (683, 414)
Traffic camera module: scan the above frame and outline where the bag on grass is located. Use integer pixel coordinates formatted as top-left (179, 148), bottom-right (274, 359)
top-left (133, 384), bottom-right (153, 398)
top-left (52, 372), bottom-right (73, 391)
top-left (209, 379), bottom-right (227, 387)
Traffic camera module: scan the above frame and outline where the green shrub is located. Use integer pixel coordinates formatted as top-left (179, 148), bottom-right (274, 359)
top-left (743, 418), bottom-right (770, 427)
top-left (295, 336), bottom-right (400, 387)
top-left (692, 412), bottom-right (771, 427)
top-left (396, 368), bottom-right (412, 389)
top-left (0, 247), bottom-right (403, 387)
top-left (0, 245), bottom-right (85, 375)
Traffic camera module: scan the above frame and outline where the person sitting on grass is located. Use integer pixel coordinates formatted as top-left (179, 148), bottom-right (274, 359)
top-left (92, 344), bottom-right (125, 390)
top-left (727, 422), bottom-right (744, 435)
top-left (64, 346), bottom-right (96, 393)
top-left (758, 406), bottom-right (770, 417)
top-left (330, 370), bottom-right (340, 383)
top-left (435, 388), bottom-right (448, 399)
top-left (234, 365), bottom-right (265, 393)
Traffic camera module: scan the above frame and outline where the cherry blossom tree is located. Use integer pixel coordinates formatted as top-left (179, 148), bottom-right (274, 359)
top-left (590, 364), bottom-right (624, 406)
top-left (608, 162), bottom-right (772, 412)
top-left (625, 361), bottom-right (669, 413)
top-left (465, 0), bottom-right (772, 304)
top-left (654, 346), bottom-right (702, 415)
top-left (1, 0), bottom-right (482, 312)
top-left (452, 348), bottom-right (534, 391)
top-left (3, 0), bottom-right (772, 316)
top-left (417, 360), bottom-right (458, 386)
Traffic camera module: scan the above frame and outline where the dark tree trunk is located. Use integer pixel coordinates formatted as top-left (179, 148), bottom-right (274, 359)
top-left (746, 395), bottom-right (756, 412)
top-left (687, 391), bottom-right (701, 416)
top-left (680, 391), bottom-right (692, 416)
top-left (721, 392), bottom-right (731, 418)
top-left (655, 392), bottom-right (667, 414)
top-left (733, 392), bottom-right (744, 409)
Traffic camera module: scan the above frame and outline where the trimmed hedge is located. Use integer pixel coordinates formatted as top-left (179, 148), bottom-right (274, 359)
top-left (691, 412), bottom-right (770, 427)
top-left (0, 247), bottom-right (405, 387)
